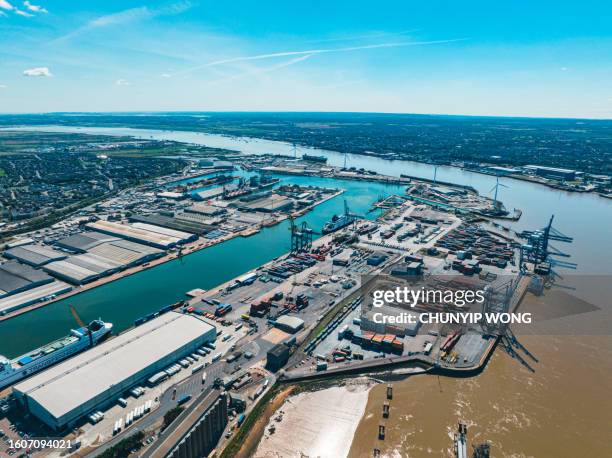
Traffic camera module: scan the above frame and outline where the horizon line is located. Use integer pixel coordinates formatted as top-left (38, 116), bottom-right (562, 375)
top-left (0, 110), bottom-right (611, 122)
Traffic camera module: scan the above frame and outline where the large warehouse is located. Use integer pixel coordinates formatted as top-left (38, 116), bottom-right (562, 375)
top-left (42, 253), bottom-right (122, 284)
top-left (55, 232), bottom-right (163, 267)
top-left (4, 244), bottom-right (67, 267)
top-left (85, 220), bottom-right (194, 249)
top-left (524, 165), bottom-right (577, 181)
top-left (129, 214), bottom-right (212, 236)
top-left (0, 260), bottom-right (54, 298)
top-left (0, 280), bottom-right (72, 315)
top-left (87, 239), bottom-right (164, 266)
top-left (13, 312), bottom-right (216, 430)
top-left (54, 232), bottom-right (121, 253)
top-left (43, 240), bottom-right (164, 285)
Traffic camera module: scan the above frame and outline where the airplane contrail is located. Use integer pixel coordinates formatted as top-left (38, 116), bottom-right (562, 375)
top-left (172, 38), bottom-right (467, 76)
top-left (205, 54), bottom-right (314, 86)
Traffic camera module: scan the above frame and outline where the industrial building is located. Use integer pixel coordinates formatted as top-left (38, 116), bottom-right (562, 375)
top-left (129, 214), bottom-right (213, 236)
top-left (55, 232), bottom-right (163, 267)
top-left (4, 244), bottom-right (67, 267)
top-left (156, 191), bottom-right (186, 200)
top-left (87, 239), bottom-right (164, 266)
top-left (0, 280), bottom-right (72, 315)
top-left (13, 312), bottom-right (216, 430)
top-left (524, 165), bottom-right (577, 181)
top-left (185, 203), bottom-right (226, 217)
top-left (42, 253), bottom-right (122, 284)
top-left (361, 306), bottom-right (421, 337)
top-left (274, 315), bottom-right (305, 334)
top-left (390, 261), bottom-right (423, 277)
top-left (131, 222), bottom-right (197, 243)
top-left (44, 238), bottom-right (163, 284)
top-left (85, 220), bottom-right (193, 249)
top-left (0, 260), bottom-right (54, 298)
top-left (484, 166), bottom-right (521, 176)
top-left (193, 187), bottom-right (225, 201)
top-left (238, 194), bottom-right (294, 213)
top-left (144, 391), bottom-right (228, 458)
top-left (55, 232), bottom-right (122, 253)
top-left (266, 343), bottom-right (290, 372)
top-left (213, 160), bottom-right (233, 169)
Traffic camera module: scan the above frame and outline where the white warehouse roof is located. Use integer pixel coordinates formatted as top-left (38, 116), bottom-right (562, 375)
top-left (131, 222), bottom-right (194, 241)
top-left (275, 315), bottom-right (304, 332)
top-left (85, 220), bottom-right (184, 248)
top-left (14, 312), bottom-right (215, 424)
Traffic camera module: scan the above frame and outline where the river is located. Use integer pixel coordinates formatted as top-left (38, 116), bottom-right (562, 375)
top-left (2, 125), bottom-right (611, 457)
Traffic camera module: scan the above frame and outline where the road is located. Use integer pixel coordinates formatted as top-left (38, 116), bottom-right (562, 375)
top-left (85, 363), bottom-right (226, 458)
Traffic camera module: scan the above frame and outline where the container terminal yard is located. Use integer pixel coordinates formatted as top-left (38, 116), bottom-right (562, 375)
top-left (0, 154), bottom-right (574, 458)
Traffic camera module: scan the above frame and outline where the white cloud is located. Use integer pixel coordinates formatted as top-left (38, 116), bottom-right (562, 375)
top-left (0, 10), bottom-right (7, 16)
top-left (23, 1), bottom-right (47, 13)
top-left (161, 73), bottom-right (172, 78)
top-left (55, 1), bottom-right (194, 42)
top-left (90, 6), bottom-right (150, 28)
top-left (14, 8), bottom-right (32, 16)
top-left (23, 66), bottom-right (52, 77)
top-left (115, 79), bottom-right (131, 86)
top-left (0, 84), bottom-right (7, 89)
top-left (0, 0), bottom-right (13, 10)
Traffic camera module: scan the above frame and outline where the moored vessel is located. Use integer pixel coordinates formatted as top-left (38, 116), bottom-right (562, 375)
top-left (0, 319), bottom-right (113, 389)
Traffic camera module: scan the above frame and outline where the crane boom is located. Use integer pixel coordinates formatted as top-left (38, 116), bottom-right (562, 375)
top-left (70, 305), bottom-right (86, 328)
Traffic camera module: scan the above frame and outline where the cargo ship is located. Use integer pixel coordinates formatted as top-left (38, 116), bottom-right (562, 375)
top-left (0, 319), bottom-right (112, 389)
top-left (322, 200), bottom-right (357, 235)
top-left (302, 154), bottom-right (327, 163)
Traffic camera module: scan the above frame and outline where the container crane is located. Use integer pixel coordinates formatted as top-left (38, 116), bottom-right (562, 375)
top-left (69, 305), bottom-right (94, 347)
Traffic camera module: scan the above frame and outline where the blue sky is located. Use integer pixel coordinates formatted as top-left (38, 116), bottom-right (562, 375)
top-left (1, 0), bottom-right (611, 118)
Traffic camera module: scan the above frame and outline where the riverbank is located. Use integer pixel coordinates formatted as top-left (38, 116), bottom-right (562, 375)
top-left (221, 386), bottom-right (296, 458)
top-left (6, 125), bottom-right (610, 199)
top-left (253, 380), bottom-right (374, 458)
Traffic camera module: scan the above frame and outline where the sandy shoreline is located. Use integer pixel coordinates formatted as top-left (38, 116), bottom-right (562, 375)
top-left (254, 380), bottom-right (375, 458)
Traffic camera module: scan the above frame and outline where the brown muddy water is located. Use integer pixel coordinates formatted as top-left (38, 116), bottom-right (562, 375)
top-left (348, 288), bottom-right (612, 458)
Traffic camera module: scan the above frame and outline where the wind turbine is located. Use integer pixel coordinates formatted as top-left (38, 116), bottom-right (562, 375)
top-left (489, 176), bottom-right (509, 208)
